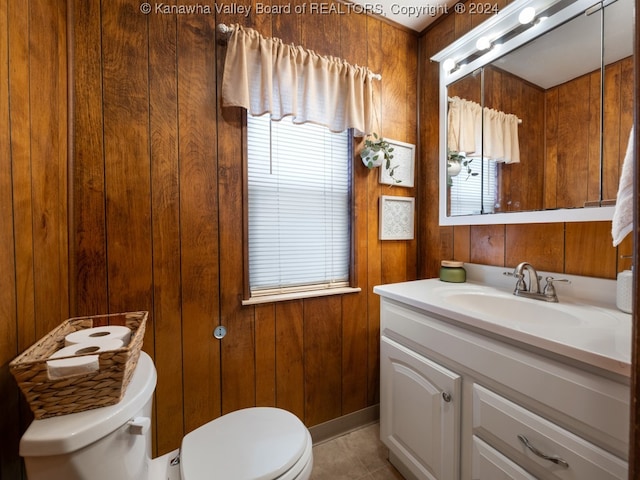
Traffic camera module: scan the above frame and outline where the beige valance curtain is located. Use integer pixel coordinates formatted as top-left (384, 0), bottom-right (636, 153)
top-left (221, 24), bottom-right (375, 135)
top-left (448, 96), bottom-right (521, 164)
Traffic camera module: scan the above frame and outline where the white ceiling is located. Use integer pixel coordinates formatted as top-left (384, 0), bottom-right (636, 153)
top-left (494, 0), bottom-right (633, 88)
top-left (351, 0), bottom-right (457, 32)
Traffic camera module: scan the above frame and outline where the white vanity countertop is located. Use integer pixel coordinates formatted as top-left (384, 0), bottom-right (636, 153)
top-left (374, 264), bottom-right (632, 377)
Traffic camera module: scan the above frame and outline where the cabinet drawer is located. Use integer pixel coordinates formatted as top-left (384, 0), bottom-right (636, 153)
top-left (472, 384), bottom-right (627, 480)
top-left (472, 436), bottom-right (536, 480)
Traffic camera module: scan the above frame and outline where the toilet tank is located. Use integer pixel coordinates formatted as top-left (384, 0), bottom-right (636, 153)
top-left (20, 352), bottom-right (157, 480)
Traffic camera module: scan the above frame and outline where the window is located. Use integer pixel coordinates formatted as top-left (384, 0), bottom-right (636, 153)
top-left (449, 156), bottom-right (497, 216)
top-left (246, 113), bottom-right (352, 299)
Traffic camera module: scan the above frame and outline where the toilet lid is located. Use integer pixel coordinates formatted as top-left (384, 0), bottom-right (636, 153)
top-left (180, 407), bottom-right (309, 480)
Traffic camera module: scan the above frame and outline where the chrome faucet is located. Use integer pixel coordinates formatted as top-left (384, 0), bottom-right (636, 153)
top-left (505, 262), bottom-right (570, 303)
top-left (514, 262), bottom-right (541, 295)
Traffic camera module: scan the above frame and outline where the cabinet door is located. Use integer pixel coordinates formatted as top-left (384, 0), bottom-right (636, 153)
top-left (380, 336), bottom-right (461, 480)
top-left (472, 436), bottom-right (537, 480)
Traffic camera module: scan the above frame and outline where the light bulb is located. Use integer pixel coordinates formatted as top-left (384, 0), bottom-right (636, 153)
top-left (518, 7), bottom-right (536, 24)
top-left (476, 37), bottom-right (492, 51)
top-left (443, 58), bottom-right (456, 73)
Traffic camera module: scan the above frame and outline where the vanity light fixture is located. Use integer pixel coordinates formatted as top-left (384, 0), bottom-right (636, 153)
top-left (518, 6), bottom-right (536, 24)
top-left (433, 0), bottom-right (588, 85)
top-left (475, 36), bottom-right (492, 51)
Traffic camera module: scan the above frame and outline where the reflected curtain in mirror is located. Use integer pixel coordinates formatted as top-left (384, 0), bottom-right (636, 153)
top-left (448, 96), bottom-right (521, 164)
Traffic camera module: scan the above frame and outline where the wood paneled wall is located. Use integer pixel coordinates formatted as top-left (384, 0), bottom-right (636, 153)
top-left (484, 66), bottom-right (546, 212)
top-left (417, 3), bottom-right (634, 280)
top-left (0, 0), bottom-right (68, 478)
top-left (545, 56), bottom-right (633, 208)
top-left (67, 0), bottom-right (417, 459)
top-left (0, 1), bottom-right (417, 475)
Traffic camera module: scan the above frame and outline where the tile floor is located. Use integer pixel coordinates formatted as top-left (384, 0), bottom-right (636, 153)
top-left (310, 423), bottom-right (405, 480)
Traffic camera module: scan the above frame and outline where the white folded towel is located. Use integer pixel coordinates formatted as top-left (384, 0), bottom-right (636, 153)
top-left (612, 127), bottom-right (634, 246)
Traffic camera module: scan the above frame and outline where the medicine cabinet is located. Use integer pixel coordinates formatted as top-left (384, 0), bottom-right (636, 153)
top-left (431, 0), bottom-right (633, 225)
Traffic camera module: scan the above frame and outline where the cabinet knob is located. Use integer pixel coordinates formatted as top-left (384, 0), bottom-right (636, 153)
top-left (442, 392), bottom-right (452, 402)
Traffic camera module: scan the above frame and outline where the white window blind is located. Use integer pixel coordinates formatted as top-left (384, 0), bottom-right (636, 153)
top-left (449, 156), bottom-right (497, 216)
top-left (247, 113), bottom-right (351, 295)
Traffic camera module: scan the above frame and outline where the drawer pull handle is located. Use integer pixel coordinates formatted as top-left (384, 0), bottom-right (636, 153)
top-left (517, 434), bottom-right (569, 469)
top-left (442, 392), bottom-right (452, 402)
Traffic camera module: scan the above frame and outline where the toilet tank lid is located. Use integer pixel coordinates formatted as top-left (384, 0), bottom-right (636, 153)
top-left (181, 407), bottom-right (310, 480)
top-left (20, 352), bottom-right (157, 457)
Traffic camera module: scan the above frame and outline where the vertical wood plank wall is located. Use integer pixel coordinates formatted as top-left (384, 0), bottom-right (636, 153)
top-left (451, 57), bottom-right (633, 214)
top-left (0, 0), bottom-right (68, 478)
top-left (0, 1), bottom-right (418, 475)
top-left (545, 56), bottom-right (633, 209)
top-left (67, 0), bottom-right (418, 459)
top-left (484, 66), bottom-right (546, 213)
top-left (417, 3), bottom-right (634, 281)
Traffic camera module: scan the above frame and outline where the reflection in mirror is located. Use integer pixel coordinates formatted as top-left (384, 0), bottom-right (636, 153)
top-left (436, 0), bottom-right (633, 223)
top-left (489, 5), bottom-right (604, 212)
top-left (446, 71), bottom-right (487, 216)
top-left (602, 0), bottom-right (634, 203)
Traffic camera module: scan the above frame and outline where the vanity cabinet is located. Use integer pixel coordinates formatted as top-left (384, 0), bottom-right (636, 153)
top-left (379, 297), bottom-right (629, 480)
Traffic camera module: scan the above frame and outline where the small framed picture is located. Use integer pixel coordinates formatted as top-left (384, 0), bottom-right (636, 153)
top-left (379, 195), bottom-right (415, 240)
top-left (379, 139), bottom-right (415, 187)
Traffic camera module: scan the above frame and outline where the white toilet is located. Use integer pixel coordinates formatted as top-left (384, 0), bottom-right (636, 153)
top-left (19, 352), bottom-right (313, 480)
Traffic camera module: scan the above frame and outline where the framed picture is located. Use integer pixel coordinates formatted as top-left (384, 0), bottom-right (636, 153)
top-left (379, 195), bottom-right (415, 240)
top-left (379, 139), bottom-right (415, 187)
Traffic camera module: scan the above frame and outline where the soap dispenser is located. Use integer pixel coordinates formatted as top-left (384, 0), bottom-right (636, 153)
top-left (616, 267), bottom-right (633, 314)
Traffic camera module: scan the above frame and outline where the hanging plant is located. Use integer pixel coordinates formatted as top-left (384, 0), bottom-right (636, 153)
top-left (447, 151), bottom-right (478, 183)
top-left (447, 151), bottom-right (464, 177)
top-left (361, 133), bottom-right (401, 184)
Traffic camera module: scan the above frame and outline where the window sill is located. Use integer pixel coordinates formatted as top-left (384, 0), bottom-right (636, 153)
top-left (241, 286), bottom-right (362, 306)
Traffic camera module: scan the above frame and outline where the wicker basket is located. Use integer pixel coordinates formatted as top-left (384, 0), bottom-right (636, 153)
top-left (9, 311), bottom-right (147, 419)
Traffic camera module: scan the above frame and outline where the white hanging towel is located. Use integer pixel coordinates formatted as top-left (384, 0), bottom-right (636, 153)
top-left (612, 127), bottom-right (634, 246)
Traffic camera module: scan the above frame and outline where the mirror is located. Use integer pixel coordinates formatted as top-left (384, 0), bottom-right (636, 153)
top-left (432, 0), bottom-right (633, 225)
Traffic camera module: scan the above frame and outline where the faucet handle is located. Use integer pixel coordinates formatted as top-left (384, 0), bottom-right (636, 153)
top-left (544, 276), bottom-right (570, 285)
top-left (503, 271), bottom-right (526, 291)
top-left (543, 276), bottom-right (571, 299)
top-left (504, 271), bottom-right (541, 281)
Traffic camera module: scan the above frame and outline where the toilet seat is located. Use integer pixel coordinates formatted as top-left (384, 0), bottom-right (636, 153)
top-left (180, 407), bottom-right (312, 480)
